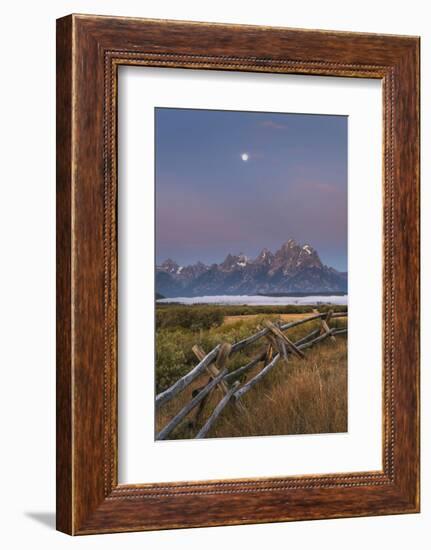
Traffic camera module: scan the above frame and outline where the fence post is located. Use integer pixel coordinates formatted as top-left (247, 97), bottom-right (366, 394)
top-left (264, 320), bottom-right (305, 359)
top-left (192, 343), bottom-right (231, 395)
top-left (320, 309), bottom-right (336, 342)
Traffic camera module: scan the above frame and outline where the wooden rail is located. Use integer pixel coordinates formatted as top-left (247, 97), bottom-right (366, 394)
top-left (195, 381), bottom-right (240, 439)
top-left (234, 353), bottom-right (281, 400)
top-left (156, 309), bottom-right (348, 440)
top-left (156, 368), bottom-right (228, 440)
top-left (155, 344), bottom-right (221, 409)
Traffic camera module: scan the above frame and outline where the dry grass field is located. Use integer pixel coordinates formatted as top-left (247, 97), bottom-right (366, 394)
top-left (155, 305), bottom-right (347, 440)
top-left (223, 312), bottom-right (315, 325)
top-left (208, 337), bottom-right (347, 438)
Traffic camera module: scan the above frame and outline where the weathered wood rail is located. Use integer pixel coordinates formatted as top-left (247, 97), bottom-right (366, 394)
top-left (155, 310), bottom-right (348, 440)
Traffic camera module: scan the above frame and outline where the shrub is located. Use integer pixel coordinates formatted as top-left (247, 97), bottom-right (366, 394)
top-left (156, 306), bottom-right (224, 331)
top-left (155, 330), bottom-right (191, 392)
top-left (154, 304), bottom-right (348, 394)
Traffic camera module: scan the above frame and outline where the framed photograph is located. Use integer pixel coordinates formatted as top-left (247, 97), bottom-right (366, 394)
top-left (56, 14), bottom-right (420, 534)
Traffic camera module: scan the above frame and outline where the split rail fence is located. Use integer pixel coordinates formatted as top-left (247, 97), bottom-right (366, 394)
top-left (155, 310), bottom-right (347, 440)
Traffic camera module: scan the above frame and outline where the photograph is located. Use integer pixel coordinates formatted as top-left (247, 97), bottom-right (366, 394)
top-left (155, 107), bottom-right (348, 440)
top-left (0, 1), bottom-right (423, 543)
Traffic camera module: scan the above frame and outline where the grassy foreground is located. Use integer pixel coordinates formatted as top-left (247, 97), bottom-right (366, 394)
top-left (155, 304), bottom-right (347, 439)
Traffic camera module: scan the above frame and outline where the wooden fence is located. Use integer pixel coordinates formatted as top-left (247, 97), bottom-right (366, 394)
top-left (155, 310), bottom-right (347, 440)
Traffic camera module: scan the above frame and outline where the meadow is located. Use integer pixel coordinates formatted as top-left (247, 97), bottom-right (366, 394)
top-left (155, 303), bottom-right (348, 439)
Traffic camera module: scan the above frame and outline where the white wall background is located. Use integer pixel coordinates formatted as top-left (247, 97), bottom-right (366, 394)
top-left (0, 0), bottom-right (427, 548)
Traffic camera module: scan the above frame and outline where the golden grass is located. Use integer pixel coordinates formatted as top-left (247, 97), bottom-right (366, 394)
top-left (223, 312), bottom-right (315, 325)
top-left (210, 337), bottom-right (347, 438)
top-left (155, 314), bottom-right (347, 440)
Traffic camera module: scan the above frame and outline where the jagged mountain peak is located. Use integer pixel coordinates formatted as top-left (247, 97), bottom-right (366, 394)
top-left (156, 240), bottom-right (346, 297)
top-left (220, 252), bottom-right (249, 270)
top-left (159, 258), bottom-right (179, 273)
top-left (255, 248), bottom-right (274, 265)
top-left (276, 239), bottom-right (299, 256)
top-left (270, 239), bottom-right (323, 274)
top-left (221, 253), bottom-right (238, 269)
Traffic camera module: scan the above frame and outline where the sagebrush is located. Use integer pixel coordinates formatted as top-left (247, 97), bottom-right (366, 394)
top-left (155, 304), bottom-right (347, 438)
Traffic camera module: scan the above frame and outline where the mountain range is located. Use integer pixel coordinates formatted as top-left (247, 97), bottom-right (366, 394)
top-left (156, 239), bottom-right (347, 298)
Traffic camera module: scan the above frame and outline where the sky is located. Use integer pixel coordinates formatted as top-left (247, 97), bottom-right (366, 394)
top-left (155, 108), bottom-right (348, 271)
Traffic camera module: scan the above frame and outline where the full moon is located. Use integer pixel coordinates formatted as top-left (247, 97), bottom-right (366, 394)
top-left (241, 153), bottom-right (249, 162)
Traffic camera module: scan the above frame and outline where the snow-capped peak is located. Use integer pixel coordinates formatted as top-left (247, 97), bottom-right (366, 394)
top-left (237, 254), bottom-right (248, 267)
top-left (160, 258), bottom-right (179, 273)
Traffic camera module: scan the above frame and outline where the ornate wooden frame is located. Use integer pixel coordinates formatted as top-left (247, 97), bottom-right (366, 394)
top-left (56, 14), bottom-right (420, 534)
